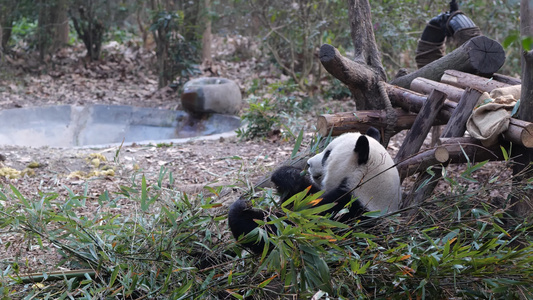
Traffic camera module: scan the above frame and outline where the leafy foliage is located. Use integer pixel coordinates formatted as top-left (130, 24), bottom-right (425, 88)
top-left (150, 10), bottom-right (201, 89)
top-left (237, 79), bottom-right (315, 140)
top-left (244, 0), bottom-right (350, 91)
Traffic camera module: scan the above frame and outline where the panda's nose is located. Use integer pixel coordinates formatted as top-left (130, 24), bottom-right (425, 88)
top-left (307, 162), bottom-right (310, 169)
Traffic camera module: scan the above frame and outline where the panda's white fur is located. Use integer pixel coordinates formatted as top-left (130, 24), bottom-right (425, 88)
top-left (307, 132), bottom-right (401, 214)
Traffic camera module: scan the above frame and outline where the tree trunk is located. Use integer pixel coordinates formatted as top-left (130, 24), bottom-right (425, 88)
top-left (0, 2), bottom-right (15, 51)
top-left (511, 0), bottom-right (533, 218)
top-left (183, 0), bottom-right (200, 41)
top-left (319, 0), bottom-right (387, 110)
top-left (202, 0), bottom-right (212, 64)
top-left (149, 0), bottom-right (174, 88)
top-left (54, 0), bottom-right (69, 49)
top-left (38, 0), bottom-right (70, 60)
top-left (70, 0), bottom-right (105, 61)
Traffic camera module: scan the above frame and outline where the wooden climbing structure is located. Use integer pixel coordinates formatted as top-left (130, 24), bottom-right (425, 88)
top-left (317, 35), bottom-right (533, 209)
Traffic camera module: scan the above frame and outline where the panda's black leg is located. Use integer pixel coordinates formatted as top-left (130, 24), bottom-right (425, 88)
top-left (271, 165), bottom-right (321, 203)
top-left (228, 197), bottom-right (271, 254)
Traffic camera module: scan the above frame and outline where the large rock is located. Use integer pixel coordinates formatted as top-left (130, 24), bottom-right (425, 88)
top-left (181, 77), bottom-right (242, 115)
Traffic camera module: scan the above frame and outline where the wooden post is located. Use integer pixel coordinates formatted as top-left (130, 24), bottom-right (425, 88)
top-left (441, 88), bottom-right (484, 138)
top-left (395, 90), bottom-right (448, 164)
top-left (402, 88), bottom-right (484, 209)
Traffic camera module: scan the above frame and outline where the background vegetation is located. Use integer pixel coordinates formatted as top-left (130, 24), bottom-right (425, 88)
top-left (0, 0), bottom-right (530, 298)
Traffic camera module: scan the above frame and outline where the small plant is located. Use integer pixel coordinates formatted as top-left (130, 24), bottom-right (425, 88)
top-left (9, 17), bottom-right (38, 47)
top-left (236, 96), bottom-right (280, 139)
top-left (237, 80), bottom-right (315, 140)
top-left (323, 77), bottom-right (351, 100)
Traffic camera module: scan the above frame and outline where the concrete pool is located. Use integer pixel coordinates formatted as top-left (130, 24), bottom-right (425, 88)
top-left (0, 105), bottom-right (241, 148)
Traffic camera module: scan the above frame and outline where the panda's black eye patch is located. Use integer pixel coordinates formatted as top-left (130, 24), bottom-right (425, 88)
top-left (322, 150), bottom-right (331, 166)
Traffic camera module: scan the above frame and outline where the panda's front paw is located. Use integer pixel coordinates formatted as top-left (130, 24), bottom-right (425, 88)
top-left (271, 165), bottom-right (319, 202)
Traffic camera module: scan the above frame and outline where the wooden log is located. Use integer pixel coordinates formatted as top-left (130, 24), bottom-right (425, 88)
top-left (410, 78), bottom-right (465, 102)
top-left (493, 73), bottom-right (521, 85)
top-left (386, 83), bottom-right (456, 121)
top-left (390, 36), bottom-right (506, 89)
top-left (397, 137), bottom-right (505, 180)
top-left (319, 44), bottom-right (375, 90)
top-left (397, 148), bottom-right (447, 180)
top-left (441, 88), bottom-right (484, 138)
top-left (438, 138), bottom-right (506, 163)
top-left (504, 118), bottom-right (533, 148)
top-left (441, 70), bottom-right (511, 92)
top-left (316, 109), bottom-right (447, 137)
top-left (395, 90), bottom-right (448, 164)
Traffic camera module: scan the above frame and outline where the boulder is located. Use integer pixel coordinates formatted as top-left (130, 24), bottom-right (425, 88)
top-left (181, 77), bottom-right (242, 115)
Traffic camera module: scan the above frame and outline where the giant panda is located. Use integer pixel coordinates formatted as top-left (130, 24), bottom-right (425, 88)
top-left (228, 128), bottom-right (401, 254)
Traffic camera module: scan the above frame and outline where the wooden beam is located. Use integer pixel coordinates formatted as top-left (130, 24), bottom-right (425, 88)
top-left (441, 70), bottom-right (512, 92)
top-left (386, 83), bottom-right (456, 121)
top-left (397, 137), bottom-right (505, 180)
top-left (410, 78), bottom-right (465, 102)
top-left (390, 36), bottom-right (506, 89)
top-left (316, 108), bottom-right (447, 137)
top-left (493, 73), bottom-right (521, 85)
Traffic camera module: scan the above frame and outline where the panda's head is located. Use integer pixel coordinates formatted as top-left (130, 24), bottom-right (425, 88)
top-left (307, 128), bottom-right (381, 188)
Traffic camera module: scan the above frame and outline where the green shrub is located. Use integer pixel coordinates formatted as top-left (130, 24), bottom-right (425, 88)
top-left (237, 80), bottom-right (315, 140)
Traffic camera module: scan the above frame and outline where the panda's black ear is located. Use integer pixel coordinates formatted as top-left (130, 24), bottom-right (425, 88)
top-left (354, 135), bottom-right (370, 165)
top-left (365, 127), bottom-right (381, 143)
